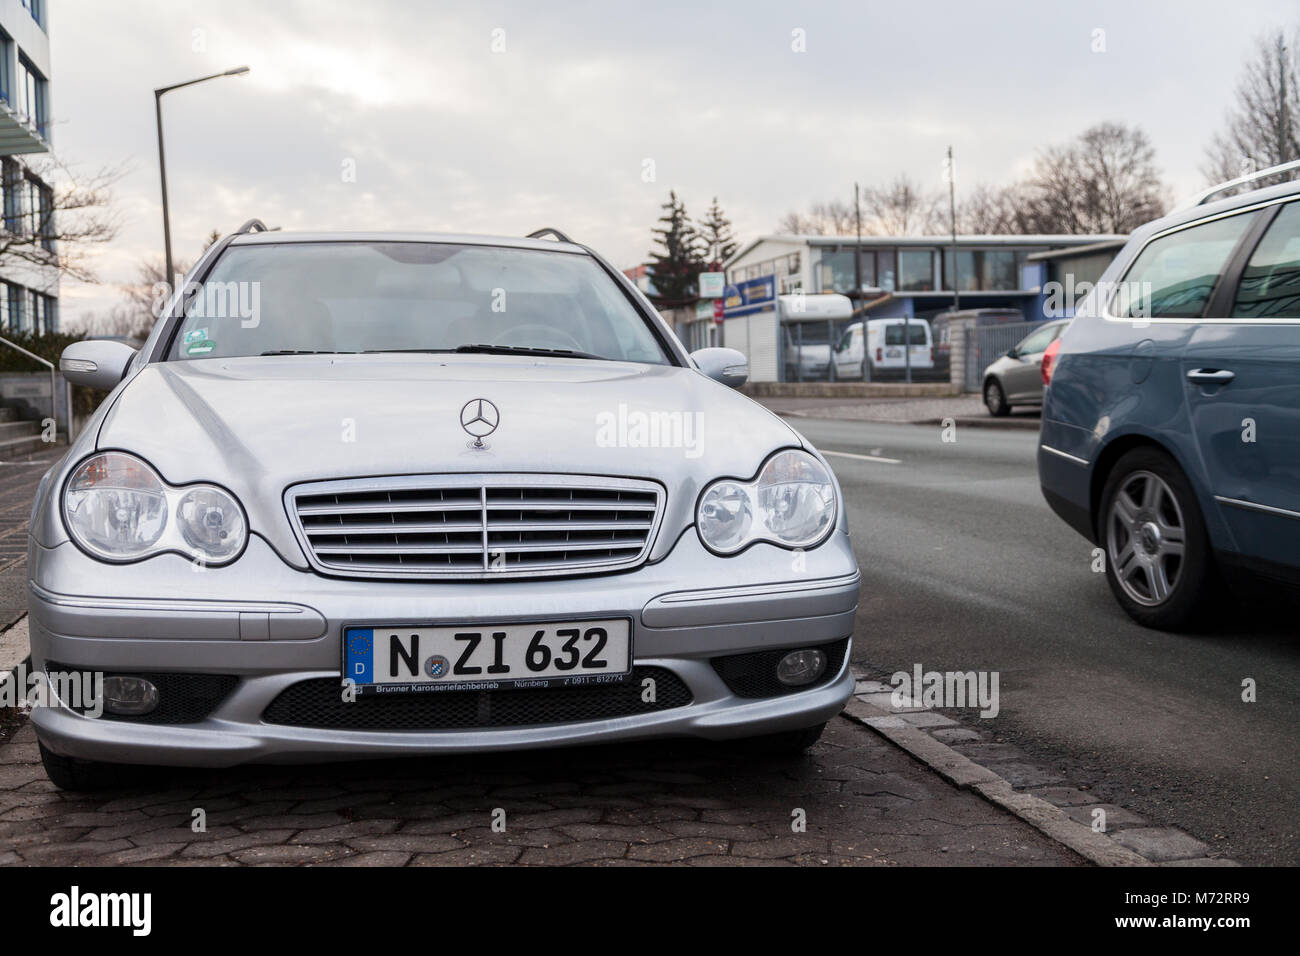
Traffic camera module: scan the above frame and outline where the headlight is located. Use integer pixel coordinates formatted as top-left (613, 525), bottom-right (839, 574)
top-left (697, 449), bottom-right (836, 554)
top-left (63, 452), bottom-right (248, 565)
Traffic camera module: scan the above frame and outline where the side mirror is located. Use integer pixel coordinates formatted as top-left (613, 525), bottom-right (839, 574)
top-left (60, 340), bottom-right (138, 390)
top-left (1005, 348), bottom-right (1019, 359)
top-left (691, 347), bottom-right (748, 388)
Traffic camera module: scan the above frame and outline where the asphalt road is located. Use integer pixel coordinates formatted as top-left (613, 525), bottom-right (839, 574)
top-left (787, 416), bottom-right (1300, 866)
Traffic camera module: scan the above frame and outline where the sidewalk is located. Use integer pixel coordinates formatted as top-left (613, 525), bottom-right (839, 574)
top-left (755, 395), bottom-right (1042, 429)
top-left (0, 714), bottom-right (1084, 866)
top-left (0, 448), bottom-right (62, 633)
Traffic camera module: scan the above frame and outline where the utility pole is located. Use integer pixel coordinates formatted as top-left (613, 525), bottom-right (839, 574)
top-left (155, 66), bottom-right (251, 294)
top-left (948, 145), bottom-right (960, 314)
top-left (856, 182), bottom-right (869, 382)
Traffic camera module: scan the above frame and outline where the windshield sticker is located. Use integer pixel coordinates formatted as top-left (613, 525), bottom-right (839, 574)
top-left (186, 339), bottom-right (216, 356)
top-left (183, 328), bottom-right (209, 344)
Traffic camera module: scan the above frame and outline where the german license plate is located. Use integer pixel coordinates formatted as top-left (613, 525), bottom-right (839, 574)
top-left (343, 619), bottom-right (632, 695)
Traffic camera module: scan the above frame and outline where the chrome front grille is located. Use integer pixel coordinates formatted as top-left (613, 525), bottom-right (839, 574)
top-left (286, 474), bottom-right (664, 579)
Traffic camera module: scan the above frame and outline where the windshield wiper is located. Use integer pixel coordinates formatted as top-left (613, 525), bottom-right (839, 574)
top-left (451, 344), bottom-right (606, 361)
top-left (260, 349), bottom-right (353, 356)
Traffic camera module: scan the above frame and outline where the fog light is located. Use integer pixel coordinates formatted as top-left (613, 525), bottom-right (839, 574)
top-left (776, 649), bottom-right (827, 686)
top-left (102, 676), bottom-right (159, 716)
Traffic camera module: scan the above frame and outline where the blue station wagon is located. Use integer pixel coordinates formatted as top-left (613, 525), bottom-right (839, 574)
top-left (1039, 163), bottom-right (1300, 629)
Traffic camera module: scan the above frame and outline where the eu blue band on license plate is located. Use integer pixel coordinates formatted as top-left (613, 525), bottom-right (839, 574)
top-left (346, 628), bottom-right (374, 685)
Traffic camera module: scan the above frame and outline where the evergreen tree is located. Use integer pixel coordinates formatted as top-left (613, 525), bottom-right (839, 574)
top-left (697, 197), bottom-right (738, 270)
top-left (648, 190), bottom-right (703, 302)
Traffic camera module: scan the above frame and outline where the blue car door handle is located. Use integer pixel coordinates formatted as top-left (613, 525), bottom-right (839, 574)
top-left (1187, 368), bottom-right (1236, 385)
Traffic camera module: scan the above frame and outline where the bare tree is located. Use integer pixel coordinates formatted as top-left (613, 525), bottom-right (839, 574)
top-left (115, 256), bottom-right (194, 338)
top-left (1019, 122), bottom-right (1167, 234)
top-left (776, 198), bottom-right (855, 235)
top-left (0, 157), bottom-right (122, 286)
top-left (862, 175), bottom-right (943, 235)
top-left (958, 183), bottom-right (1031, 234)
top-left (1203, 28), bottom-right (1300, 188)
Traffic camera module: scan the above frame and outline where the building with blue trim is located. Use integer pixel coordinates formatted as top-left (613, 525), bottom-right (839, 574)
top-left (713, 233), bottom-right (1121, 381)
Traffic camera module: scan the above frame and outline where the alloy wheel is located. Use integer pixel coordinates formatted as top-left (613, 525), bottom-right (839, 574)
top-left (1107, 470), bottom-right (1187, 606)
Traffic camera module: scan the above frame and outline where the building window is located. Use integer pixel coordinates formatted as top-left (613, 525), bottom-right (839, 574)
top-left (944, 249), bottom-right (978, 291)
top-left (981, 250), bottom-right (1018, 290)
top-left (855, 250), bottom-right (876, 288)
top-left (1, 160), bottom-right (19, 233)
top-left (15, 54), bottom-right (48, 139)
top-left (818, 249), bottom-right (855, 293)
top-left (877, 250), bottom-right (896, 292)
top-left (0, 31), bottom-right (11, 105)
top-left (7, 284), bottom-right (26, 333)
top-left (21, 0), bottom-right (44, 30)
top-left (898, 250), bottom-right (935, 292)
top-left (943, 248), bottom-right (1027, 291)
top-left (23, 174), bottom-right (53, 248)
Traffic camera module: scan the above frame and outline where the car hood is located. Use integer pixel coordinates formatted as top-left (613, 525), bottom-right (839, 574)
top-left (96, 354), bottom-right (802, 567)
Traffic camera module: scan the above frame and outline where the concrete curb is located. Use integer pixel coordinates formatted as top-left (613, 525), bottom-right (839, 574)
top-left (0, 616), bottom-right (29, 709)
top-left (842, 685), bottom-right (1237, 868)
top-left (915, 416), bottom-right (1041, 431)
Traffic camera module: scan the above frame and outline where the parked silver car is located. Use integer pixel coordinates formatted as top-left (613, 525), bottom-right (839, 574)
top-left (30, 225), bottom-right (859, 789)
top-left (981, 319), bottom-right (1069, 416)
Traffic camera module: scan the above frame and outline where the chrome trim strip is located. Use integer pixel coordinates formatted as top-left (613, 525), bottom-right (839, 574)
top-left (28, 582), bottom-right (317, 616)
top-left (1214, 496), bottom-right (1300, 522)
top-left (1040, 444), bottom-right (1089, 467)
top-left (653, 572), bottom-right (862, 607)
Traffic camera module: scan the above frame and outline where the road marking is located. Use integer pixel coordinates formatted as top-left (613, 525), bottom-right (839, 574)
top-left (822, 449), bottom-right (901, 465)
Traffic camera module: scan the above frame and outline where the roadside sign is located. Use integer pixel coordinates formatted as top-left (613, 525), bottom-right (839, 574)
top-left (698, 272), bottom-right (725, 298)
top-left (713, 299), bottom-right (724, 322)
top-left (694, 300), bottom-right (714, 320)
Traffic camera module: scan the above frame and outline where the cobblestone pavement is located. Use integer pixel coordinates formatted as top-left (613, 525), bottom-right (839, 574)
top-left (0, 449), bottom-right (61, 575)
top-left (0, 718), bottom-right (1083, 866)
top-left (0, 449), bottom-right (62, 632)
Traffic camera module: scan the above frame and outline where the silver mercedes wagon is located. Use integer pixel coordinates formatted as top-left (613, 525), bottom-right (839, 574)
top-left (30, 223), bottom-right (859, 788)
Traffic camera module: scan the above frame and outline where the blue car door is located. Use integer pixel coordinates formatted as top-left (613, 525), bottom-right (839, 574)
top-left (1182, 199), bottom-right (1300, 573)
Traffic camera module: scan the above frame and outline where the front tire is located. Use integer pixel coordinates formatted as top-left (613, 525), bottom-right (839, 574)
top-left (984, 378), bottom-right (1010, 416)
top-left (39, 741), bottom-right (131, 791)
top-left (1098, 448), bottom-right (1219, 630)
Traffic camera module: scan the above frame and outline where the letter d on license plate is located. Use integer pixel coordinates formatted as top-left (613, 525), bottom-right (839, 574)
top-left (344, 618), bottom-right (632, 695)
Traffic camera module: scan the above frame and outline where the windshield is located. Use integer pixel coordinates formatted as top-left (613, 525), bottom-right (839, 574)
top-left (167, 241), bottom-right (670, 364)
top-left (884, 323), bottom-right (928, 345)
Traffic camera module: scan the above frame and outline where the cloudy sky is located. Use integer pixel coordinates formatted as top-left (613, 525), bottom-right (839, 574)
top-left (47, 0), bottom-right (1300, 323)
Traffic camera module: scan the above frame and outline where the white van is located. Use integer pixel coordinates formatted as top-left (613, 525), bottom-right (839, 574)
top-left (832, 318), bottom-right (934, 379)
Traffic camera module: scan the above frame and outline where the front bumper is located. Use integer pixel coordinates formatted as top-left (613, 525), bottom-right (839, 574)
top-left (27, 528), bottom-right (860, 767)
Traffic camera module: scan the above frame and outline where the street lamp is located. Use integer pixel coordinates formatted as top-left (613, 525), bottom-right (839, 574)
top-left (154, 66), bottom-right (250, 292)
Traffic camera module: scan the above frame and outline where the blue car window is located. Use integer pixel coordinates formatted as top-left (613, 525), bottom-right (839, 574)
top-left (1233, 202), bottom-right (1300, 318)
top-left (1114, 212), bottom-right (1255, 319)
